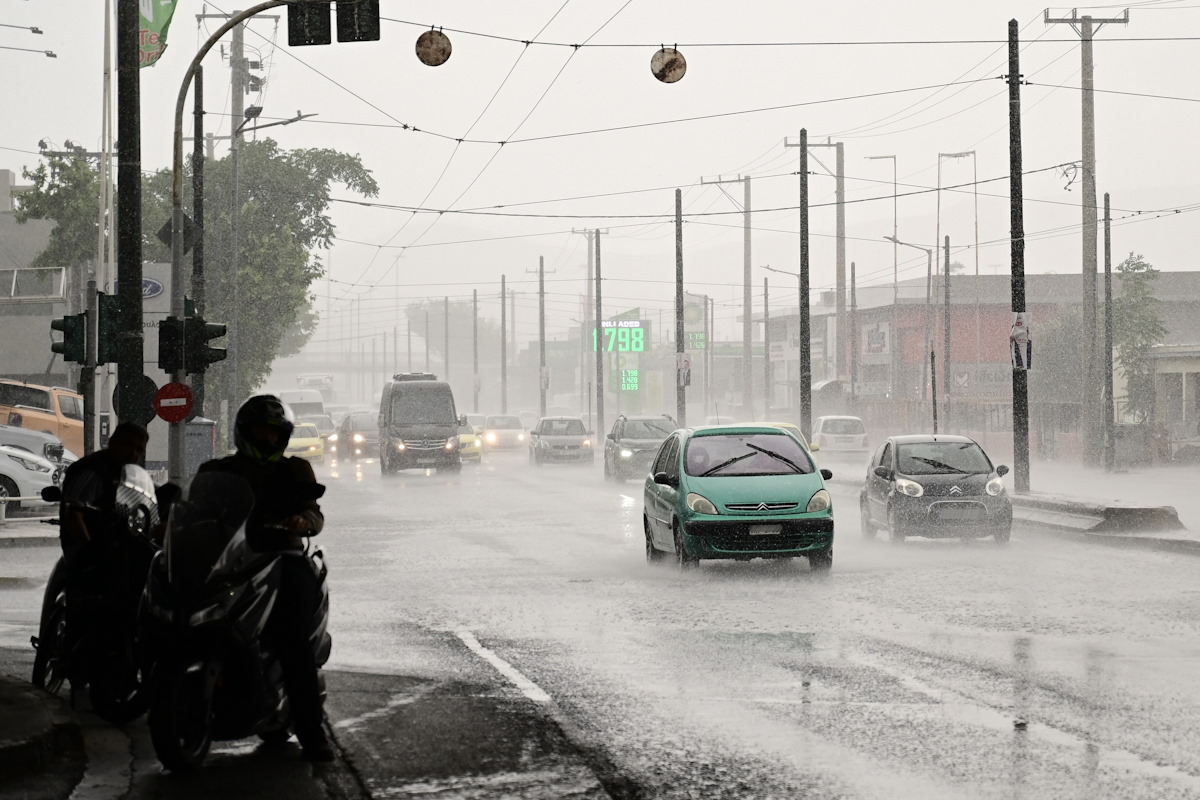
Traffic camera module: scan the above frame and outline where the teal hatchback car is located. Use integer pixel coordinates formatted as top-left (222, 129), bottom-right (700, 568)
top-left (643, 425), bottom-right (835, 572)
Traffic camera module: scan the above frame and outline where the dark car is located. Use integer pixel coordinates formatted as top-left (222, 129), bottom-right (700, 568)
top-left (604, 414), bottom-right (676, 481)
top-left (859, 434), bottom-right (1012, 544)
top-left (333, 412), bottom-right (380, 461)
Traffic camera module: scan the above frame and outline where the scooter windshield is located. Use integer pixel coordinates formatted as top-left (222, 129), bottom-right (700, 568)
top-left (164, 473), bottom-right (256, 594)
top-left (115, 464), bottom-right (160, 538)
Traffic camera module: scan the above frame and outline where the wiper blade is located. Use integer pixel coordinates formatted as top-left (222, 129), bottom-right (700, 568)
top-left (911, 456), bottom-right (963, 472)
top-left (746, 443), bottom-right (804, 473)
top-left (702, 452), bottom-right (754, 476)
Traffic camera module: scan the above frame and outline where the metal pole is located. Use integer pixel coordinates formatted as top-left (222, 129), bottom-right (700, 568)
top-left (704, 294), bottom-right (711, 416)
top-left (944, 235), bottom-right (952, 431)
top-left (406, 318), bottom-right (412, 372)
top-left (799, 130), bottom-right (812, 436)
top-left (763, 277), bottom-right (770, 417)
top-left (743, 176), bottom-right (752, 419)
top-left (229, 15), bottom-right (245, 412)
top-left (834, 142), bottom-right (845, 381)
top-left (83, 280), bottom-right (97, 454)
top-left (117, 0), bottom-right (144, 429)
top-left (192, 65), bottom-right (206, 417)
top-left (444, 296), bottom-right (450, 386)
top-left (850, 263), bottom-right (857, 414)
top-left (538, 257), bottom-right (546, 418)
top-left (501, 275), bottom-right (508, 413)
top-left (1009, 18), bottom-right (1030, 493)
top-left (473, 289), bottom-right (479, 412)
top-left (931, 350), bottom-right (939, 434)
top-left (1103, 193), bottom-right (1115, 472)
top-left (921, 247), bottom-right (933, 401)
top-left (675, 189), bottom-right (686, 428)
top-left (424, 309), bottom-right (430, 372)
top-left (595, 230), bottom-right (605, 438)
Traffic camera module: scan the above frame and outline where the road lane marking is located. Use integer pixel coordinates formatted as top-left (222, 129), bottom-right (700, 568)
top-left (333, 685), bottom-right (437, 732)
top-left (456, 630), bottom-right (551, 704)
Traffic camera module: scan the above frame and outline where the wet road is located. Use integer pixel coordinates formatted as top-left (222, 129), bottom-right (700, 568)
top-left (4, 451), bottom-right (1200, 798)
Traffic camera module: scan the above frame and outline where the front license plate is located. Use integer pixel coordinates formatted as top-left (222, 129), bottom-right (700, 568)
top-left (749, 524), bottom-right (782, 536)
top-left (938, 507), bottom-right (983, 521)
top-left (837, 436), bottom-right (858, 444)
top-left (417, 457), bottom-right (438, 465)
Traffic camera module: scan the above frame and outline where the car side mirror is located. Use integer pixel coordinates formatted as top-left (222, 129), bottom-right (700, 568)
top-left (995, 464), bottom-right (1010, 477)
top-left (458, 414), bottom-right (467, 426)
top-left (607, 432), bottom-right (616, 440)
top-left (653, 471), bottom-right (672, 486)
top-left (40, 486), bottom-right (63, 503)
top-left (820, 468), bottom-right (833, 480)
top-left (873, 465), bottom-right (893, 480)
top-left (810, 443), bottom-right (820, 452)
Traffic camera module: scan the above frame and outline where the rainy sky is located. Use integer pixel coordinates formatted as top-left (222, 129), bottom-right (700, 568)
top-left (4, 0), bottom-right (1197, 346)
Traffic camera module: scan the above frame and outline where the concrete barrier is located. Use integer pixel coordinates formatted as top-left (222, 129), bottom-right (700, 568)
top-left (1011, 493), bottom-right (1186, 535)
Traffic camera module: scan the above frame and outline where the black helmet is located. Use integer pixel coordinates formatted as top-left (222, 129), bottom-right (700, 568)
top-left (234, 395), bottom-right (295, 463)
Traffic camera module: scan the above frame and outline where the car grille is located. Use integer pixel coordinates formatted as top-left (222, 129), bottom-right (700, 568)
top-left (922, 483), bottom-right (983, 497)
top-left (687, 518), bottom-right (832, 551)
top-left (725, 501), bottom-right (799, 511)
top-left (404, 438), bottom-right (444, 450)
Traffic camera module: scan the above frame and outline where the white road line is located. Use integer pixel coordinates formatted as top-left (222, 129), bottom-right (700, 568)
top-left (456, 630), bottom-right (551, 704)
top-left (333, 684), bottom-right (437, 732)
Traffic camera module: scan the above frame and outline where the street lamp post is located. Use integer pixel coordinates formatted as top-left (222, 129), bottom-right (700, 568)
top-left (229, 104), bottom-right (261, 409)
top-left (885, 236), bottom-right (935, 405)
top-left (763, 265), bottom-right (807, 430)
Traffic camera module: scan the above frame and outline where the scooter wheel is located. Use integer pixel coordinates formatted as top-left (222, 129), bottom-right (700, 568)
top-left (149, 665), bottom-right (213, 772)
top-left (90, 669), bottom-right (149, 726)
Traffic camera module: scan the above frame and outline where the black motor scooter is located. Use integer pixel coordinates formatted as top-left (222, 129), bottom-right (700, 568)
top-left (140, 471), bottom-right (331, 772)
top-left (31, 464), bottom-right (162, 725)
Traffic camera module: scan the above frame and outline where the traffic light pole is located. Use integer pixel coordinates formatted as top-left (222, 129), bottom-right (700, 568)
top-left (169, 1), bottom-right (287, 482)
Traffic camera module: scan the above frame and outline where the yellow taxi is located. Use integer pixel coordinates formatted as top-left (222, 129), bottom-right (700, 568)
top-left (458, 421), bottom-right (482, 463)
top-left (286, 422), bottom-right (325, 464)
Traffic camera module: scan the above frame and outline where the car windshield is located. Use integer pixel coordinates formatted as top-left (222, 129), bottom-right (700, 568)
top-left (295, 424), bottom-right (319, 438)
top-left (540, 419), bottom-right (586, 435)
top-left (623, 419), bottom-right (674, 439)
top-left (821, 418), bottom-right (865, 435)
top-left (391, 389), bottom-right (455, 425)
top-left (897, 442), bottom-right (992, 475)
top-left (685, 433), bottom-right (814, 477)
top-left (486, 416), bottom-right (523, 429)
top-left (458, 423), bottom-right (475, 435)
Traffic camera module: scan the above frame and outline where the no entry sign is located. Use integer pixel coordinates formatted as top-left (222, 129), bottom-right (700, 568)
top-left (154, 382), bottom-right (194, 423)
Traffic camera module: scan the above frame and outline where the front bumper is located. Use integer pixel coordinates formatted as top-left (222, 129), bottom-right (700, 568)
top-left (536, 446), bottom-right (593, 462)
top-left (890, 494), bottom-right (1012, 537)
top-left (614, 448), bottom-right (656, 477)
top-left (682, 514), bottom-right (834, 558)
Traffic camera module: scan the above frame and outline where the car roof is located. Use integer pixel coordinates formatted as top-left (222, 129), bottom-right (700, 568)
top-left (690, 425), bottom-right (799, 437)
top-left (817, 415), bottom-right (864, 422)
top-left (885, 434), bottom-right (979, 445)
top-left (537, 415), bottom-right (583, 421)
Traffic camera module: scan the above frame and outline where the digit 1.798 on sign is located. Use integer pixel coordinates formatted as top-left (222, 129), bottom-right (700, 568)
top-left (592, 320), bottom-right (647, 352)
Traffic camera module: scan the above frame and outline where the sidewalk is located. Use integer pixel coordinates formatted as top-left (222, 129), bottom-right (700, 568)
top-left (0, 518), bottom-right (59, 548)
top-left (1022, 460), bottom-right (1199, 530)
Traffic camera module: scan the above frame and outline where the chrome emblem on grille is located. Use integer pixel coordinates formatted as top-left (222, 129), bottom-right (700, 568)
top-left (757, 502), bottom-right (769, 511)
top-left (949, 486), bottom-right (962, 496)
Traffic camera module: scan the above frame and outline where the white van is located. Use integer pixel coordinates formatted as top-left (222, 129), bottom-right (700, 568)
top-left (278, 389), bottom-right (325, 418)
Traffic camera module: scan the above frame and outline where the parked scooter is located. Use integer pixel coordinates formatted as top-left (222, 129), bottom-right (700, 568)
top-left (140, 471), bottom-right (331, 772)
top-left (30, 464), bottom-right (162, 724)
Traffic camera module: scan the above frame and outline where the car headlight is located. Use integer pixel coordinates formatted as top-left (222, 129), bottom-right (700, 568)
top-left (582, 439), bottom-right (591, 447)
top-left (986, 477), bottom-right (1005, 496)
top-left (620, 448), bottom-right (633, 458)
top-left (396, 441), bottom-right (406, 451)
top-left (686, 493), bottom-right (718, 514)
top-left (518, 433), bottom-right (525, 441)
top-left (445, 437), bottom-right (457, 450)
top-left (486, 432), bottom-right (497, 443)
top-left (895, 477), bottom-right (924, 497)
top-left (353, 433), bottom-right (365, 443)
top-left (473, 437), bottom-right (481, 445)
top-left (308, 445), bottom-right (318, 452)
top-left (8, 454), bottom-right (50, 473)
top-left (806, 489), bottom-right (831, 513)
top-left (328, 433), bottom-right (338, 442)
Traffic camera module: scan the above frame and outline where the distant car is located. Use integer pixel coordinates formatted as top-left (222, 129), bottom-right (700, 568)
top-left (528, 416), bottom-right (594, 465)
top-left (0, 444), bottom-right (59, 510)
top-left (333, 412), bottom-right (379, 460)
top-left (604, 414), bottom-right (676, 481)
top-left (811, 416), bottom-right (869, 460)
top-left (481, 415), bottom-right (526, 450)
top-left (465, 414), bottom-right (487, 430)
top-left (298, 413), bottom-right (337, 448)
top-left (859, 434), bottom-right (1012, 544)
top-left (643, 425), bottom-right (834, 571)
top-left (458, 422), bottom-right (482, 463)
top-left (286, 423), bottom-right (325, 463)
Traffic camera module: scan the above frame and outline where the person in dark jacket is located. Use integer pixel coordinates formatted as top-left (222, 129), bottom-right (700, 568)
top-left (58, 422), bottom-right (149, 700)
top-left (198, 395), bottom-right (332, 763)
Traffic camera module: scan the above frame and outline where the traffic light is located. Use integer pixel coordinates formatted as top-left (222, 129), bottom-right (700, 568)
top-left (97, 292), bottom-right (120, 365)
top-left (158, 316), bottom-right (184, 373)
top-left (183, 317), bottom-right (227, 374)
top-left (337, 0), bottom-right (379, 42)
top-left (287, 1), bottom-right (331, 46)
top-left (50, 313), bottom-right (86, 364)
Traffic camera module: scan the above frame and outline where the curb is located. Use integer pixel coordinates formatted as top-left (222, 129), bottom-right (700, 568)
top-left (0, 535), bottom-right (60, 548)
top-left (0, 682), bottom-right (81, 777)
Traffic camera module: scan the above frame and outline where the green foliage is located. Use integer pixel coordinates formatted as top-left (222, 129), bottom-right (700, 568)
top-left (141, 139), bottom-right (378, 405)
top-left (1113, 252), bottom-right (1165, 422)
top-left (13, 154), bottom-right (103, 269)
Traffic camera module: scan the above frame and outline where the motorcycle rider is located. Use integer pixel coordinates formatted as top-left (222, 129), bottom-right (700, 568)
top-left (57, 422), bottom-right (149, 701)
top-left (197, 395), bottom-right (333, 763)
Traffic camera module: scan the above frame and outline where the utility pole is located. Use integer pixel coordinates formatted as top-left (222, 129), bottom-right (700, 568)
top-left (228, 14), bottom-right (245, 407)
top-left (501, 275), bottom-right (508, 413)
top-left (191, 65), bottom-right (206, 418)
top-left (674, 189), bottom-right (686, 428)
top-left (704, 295), bottom-right (712, 416)
top-left (510, 289), bottom-right (516, 368)
top-left (799, 130), bottom-right (812, 435)
top-left (444, 296), bottom-right (450, 386)
top-left (1008, 18), bottom-right (1030, 493)
top-left (1045, 7), bottom-right (1129, 465)
top-left (791, 137), bottom-right (846, 379)
top-left (1103, 193), bottom-right (1115, 472)
top-left (762, 277), bottom-right (770, 415)
top-left (850, 263), bottom-right (858, 414)
top-left (473, 289), bottom-right (479, 413)
top-left (700, 174), bottom-right (752, 418)
top-left (944, 235), bottom-right (952, 431)
top-left (406, 318), bottom-right (412, 371)
top-left (424, 308), bottom-right (430, 372)
top-left (594, 230), bottom-right (605, 438)
top-left (116, 0), bottom-right (144, 427)
top-left (528, 257), bottom-right (554, 417)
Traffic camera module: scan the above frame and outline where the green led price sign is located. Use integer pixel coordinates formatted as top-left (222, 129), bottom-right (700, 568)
top-left (593, 320), bottom-right (647, 352)
top-left (686, 331), bottom-right (707, 351)
top-left (621, 369), bottom-right (640, 391)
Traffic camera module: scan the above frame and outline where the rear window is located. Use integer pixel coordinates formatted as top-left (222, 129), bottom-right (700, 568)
top-left (685, 432), bottom-right (814, 477)
top-left (821, 418), bottom-right (865, 435)
top-left (486, 415), bottom-right (523, 429)
top-left (897, 442), bottom-right (992, 475)
top-left (0, 384), bottom-right (51, 411)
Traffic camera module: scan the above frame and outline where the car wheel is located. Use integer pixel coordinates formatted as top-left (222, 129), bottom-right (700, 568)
top-left (859, 501), bottom-right (875, 540)
top-left (809, 549), bottom-right (833, 573)
top-left (673, 523), bottom-right (698, 571)
top-left (0, 476), bottom-right (20, 512)
top-left (887, 507), bottom-right (906, 544)
top-left (994, 526), bottom-right (1011, 545)
top-left (644, 516), bottom-right (665, 564)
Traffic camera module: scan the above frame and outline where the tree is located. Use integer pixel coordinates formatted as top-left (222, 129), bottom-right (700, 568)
top-left (948, 260), bottom-right (967, 275)
top-left (1112, 252), bottom-right (1165, 422)
top-left (13, 153), bottom-right (104, 298)
top-left (141, 139), bottom-right (378, 407)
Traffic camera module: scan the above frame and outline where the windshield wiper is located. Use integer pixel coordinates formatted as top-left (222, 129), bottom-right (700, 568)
top-left (746, 443), bottom-right (804, 473)
top-left (702, 452), bottom-right (755, 476)
top-left (911, 456), bottom-right (963, 472)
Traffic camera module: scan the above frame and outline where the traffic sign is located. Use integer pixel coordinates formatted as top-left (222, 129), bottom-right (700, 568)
top-left (154, 382), bottom-right (194, 423)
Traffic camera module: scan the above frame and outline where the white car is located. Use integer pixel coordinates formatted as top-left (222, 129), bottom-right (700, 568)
top-left (811, 416), bottom-right (870, 461)
top-left (0, 444), bottom-right (59, 510)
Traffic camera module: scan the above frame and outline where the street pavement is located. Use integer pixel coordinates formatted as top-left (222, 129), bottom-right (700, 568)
top-left (3, 452), bottom-right (1200, 798)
